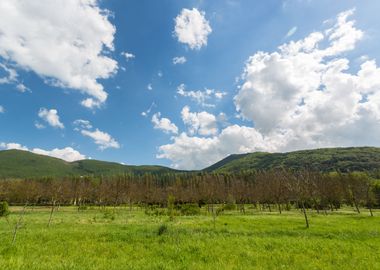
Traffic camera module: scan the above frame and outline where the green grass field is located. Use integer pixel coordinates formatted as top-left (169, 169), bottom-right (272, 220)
top-left (0, 206), bottom-right (379, 270)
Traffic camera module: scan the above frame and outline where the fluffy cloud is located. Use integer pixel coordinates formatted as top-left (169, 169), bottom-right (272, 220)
top-left (74, 119), bottom-right (119, 150)
top-left (174, 8), bottom-right (212, 50)
top-left (0, 63), bottom-right (17, 84)
top-left (38, 108), bottom-right (64, 129)
top-left (0, 142), bottom-right (85, 162)
top-left (181, 106), bottom-right (218, 136)
top-left (0, 0), bottom-right (117, 108)
top-left (121, 51), bottom-right (135, 61)
top-left (152, 112), bottom-right (178, 134)
top-left (73, 119), bottom-right (93, 130)
top-left (0, 105), bottom-right (4, 113)
top-left (158, 9), bottom-right (380, 169)
top-left (157, 125), bottom-right (280, 169)
top-left (173, 56), bottom-right (187, 65)
top-left (177, 84), bottom-right (226, 107)
top-left (81, 129), bottom-right (120, 150)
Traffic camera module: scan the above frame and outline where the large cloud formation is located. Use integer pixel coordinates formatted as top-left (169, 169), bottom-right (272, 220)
top-left (174, 8), bottom-right (212, 50)
top-left (0, 142), bottom-right (85, 162)
top-left (0, 0), bottom-right (117, 108)
top-left (158, 9), bottom-right (380, 170)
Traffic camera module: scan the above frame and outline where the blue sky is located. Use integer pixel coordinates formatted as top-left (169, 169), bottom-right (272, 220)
top-left (1, 0), bottom-right (380, 169)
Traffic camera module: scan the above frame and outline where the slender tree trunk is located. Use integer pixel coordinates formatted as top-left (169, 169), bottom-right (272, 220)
top-left (12, 203), bottom-right (27, 244)
top-left (48, 201), bottom-right (56, 227)
top-left (278, 203), bottom-right (282, 214)
top-left (268, 204), bottom-right (272, 212)
top-left (369, 205), bottom-right (373, 217)
top-left (353, 200), bottom-right (360, 214)
top-left (301, 201), bottom-right (309, 228)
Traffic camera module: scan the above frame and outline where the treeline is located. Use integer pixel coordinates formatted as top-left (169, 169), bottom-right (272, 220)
top-left (1, 171), bottom-right (379, 213)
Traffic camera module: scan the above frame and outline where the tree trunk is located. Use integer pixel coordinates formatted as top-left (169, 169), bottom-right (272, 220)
top-left (369, 205), bottom-right (373, 217)
top-left (48, 201), bottom-right (56, 227)
top-left (353, 200), bottom-right (360, 214)
top-left (12, 203), bottom-right (27, 244)
top-left (278, 203), bottom-right (282, 214)
top-left (301, 202), bottom-right (309, 228)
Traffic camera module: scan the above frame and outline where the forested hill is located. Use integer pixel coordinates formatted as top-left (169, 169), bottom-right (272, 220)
top-left (204, 147), bottom-right (380, 173)
top-left (0, 150), bottom-right (177, 178)
top-left (1, 147), bottom-right (380, 178)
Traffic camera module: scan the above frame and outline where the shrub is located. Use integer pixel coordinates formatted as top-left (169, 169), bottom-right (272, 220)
top-left (145, 205), bottom-right (168, 216)
top-left (223, 202), bottom-right (237, 211)
top-left (0, 201), bottom-right (10, 218)
top-left (157, 224), bottom-right (168, 236)
top-left (78, 205), bottom-right (88, 211)
top-left (102, 210), bottom-right (116, 220)
top-left (180, 204), bottom-right (201, 216)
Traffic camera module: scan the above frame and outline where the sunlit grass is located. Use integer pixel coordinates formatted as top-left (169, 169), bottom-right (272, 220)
top-left (0, 206), bottom-right (379, 270)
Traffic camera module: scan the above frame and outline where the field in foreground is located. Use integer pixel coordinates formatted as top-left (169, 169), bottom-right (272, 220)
top-left (0, 206), bottom-right (379, 270)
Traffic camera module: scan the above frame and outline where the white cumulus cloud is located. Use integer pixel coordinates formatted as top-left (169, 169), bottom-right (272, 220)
top-left (174, 8), bottom-right (212, 50)
top-left (0, 105), bottom-right (4, 113)
top-left (38, 108), bottom-right (64, 129)
top-left (177, 83), bottom-right (226, 107)
top-left (152, 112), bottom-right (178, 134)
top-left (173, 56), bottom-right (187, 65)
top-left (181, 106), bottom-right (218, 136)
top-left (158, 9), bottom-right (380, 170)
top-left (0, 142), bottom-right (85, 162)
top-left (121, 51), bottom-right (135, 61)
top-left (74, 119), bottom-right (119, 150)
top-left (81, 129), bottom-right (120, 150)
top-left (0, 0), bottom-right (117, 108)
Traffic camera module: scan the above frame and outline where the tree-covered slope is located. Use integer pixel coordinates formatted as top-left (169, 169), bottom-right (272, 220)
top-left (0, 150), bottom-right (177, 178)
top-left (204, 147), bottom-right (380, 173)
top-left (0, 150), bottom-right (73, 178)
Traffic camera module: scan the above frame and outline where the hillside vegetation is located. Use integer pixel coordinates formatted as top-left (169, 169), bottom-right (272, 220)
top-left (0, 150), bottom-right (176, 178)
top-left (205, 147), bottom-right (380, 173)
top-left (1, 147), bottom-right (380, 178)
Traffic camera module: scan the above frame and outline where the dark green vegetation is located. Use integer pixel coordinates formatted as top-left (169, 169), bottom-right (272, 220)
top-left (206, 147), bottom-right (380, 173)
top-left (0, 206), bottom-right (379, 270)
top-left (0, 149), bottom-right (177, 178)
top-left (2, 147), bottom-right (380, 178)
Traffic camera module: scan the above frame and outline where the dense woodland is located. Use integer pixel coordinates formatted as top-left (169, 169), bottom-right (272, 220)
top-left (1, 171), bottom-right (379, 213)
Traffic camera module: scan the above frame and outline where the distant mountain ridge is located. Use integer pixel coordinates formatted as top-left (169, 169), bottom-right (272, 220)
top-left (1, 147), bottom-right (380, 178)
top-left (204, 147), bottom-right (380, 173)
top-left (0, 149), bottom-right (178, 178)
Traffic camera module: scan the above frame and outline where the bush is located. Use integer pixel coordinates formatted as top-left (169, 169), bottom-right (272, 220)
top-left (223, 202), bottom-right (237, 211)
top-left (102, 210), bottom-right (116, 220)
top-left (179, 204), bottom-right (201, 216)
top-left (0, 201), bottom-right (10, 217)
top-left (145, 205), bottom-right (168, 216)
top-left (157, 224), bottom-right (168, 236)
top-left (78, 205), bottom-right (88, 211)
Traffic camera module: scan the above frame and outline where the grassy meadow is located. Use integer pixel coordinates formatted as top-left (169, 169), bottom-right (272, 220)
top-left (0, 206), bottom-right (379, 270)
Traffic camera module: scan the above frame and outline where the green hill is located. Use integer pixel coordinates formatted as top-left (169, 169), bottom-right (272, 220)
top-left (204, 147), bottom-right (380, 173)
top-left (2, 147), bottom-right (380, 178)
top-left (0, 150), bottom-right (177, 178)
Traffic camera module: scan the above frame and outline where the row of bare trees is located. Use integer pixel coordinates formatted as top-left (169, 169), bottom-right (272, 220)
top-left (0, 171), bottom-right (378, 212)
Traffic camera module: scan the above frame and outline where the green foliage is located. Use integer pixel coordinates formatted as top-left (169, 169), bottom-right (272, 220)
top-left (157, 224), bottom-right (168, 236)
top-left (205, 147), bottom-right (380, 173)
top-left (145, 205), bottom-right (169, 216)
top-left (223, 202), bottom-right (237, 211)
top-left (0, 149), bottom-right (178, 178)
top-left (179, 204), bottom-right (201, 216)
top-left (0, 201), bottom-right (10, 217)
top-left (102, 210), bottom-right (116, 221)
